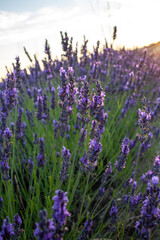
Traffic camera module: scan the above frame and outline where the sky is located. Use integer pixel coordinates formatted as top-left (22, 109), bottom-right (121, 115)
top-left (0, 0), bottom-right (160, 78)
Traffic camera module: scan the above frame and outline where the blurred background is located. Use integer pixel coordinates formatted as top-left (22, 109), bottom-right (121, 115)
top-left (0, 0), bottom-right (160, 78)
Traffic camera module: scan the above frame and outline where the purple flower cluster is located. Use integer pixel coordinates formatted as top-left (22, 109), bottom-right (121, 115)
top-left (110, 200), bottom-right (118, 224)
top-left (0, 217), bottom-right (14, 239)
top-left (4, 73), bottom-right (17, 111)
top-left (34, 209), bottom-right (55, 240)
top-left (14, 56), bottom-right (23, 93)
top-left (57, 68), bottom-right (70, 137)
top-left (80, 36), bottom-right (88, 68)
top-left (128, 181), bottom-right (142, 211)
top-left (80, 81), bottom-right (108, 172)
top-left (0, 127), bottom-right (12, 180)
top-left (0, 214), bottom-right (22, 239)
top-left (115, 137), bottom-right (130, 171)
top-left (137, 97), bottom-right (153, 155)
top-left (13, 214), bottom-right (23, 239)
top-left (15, 108), bottom-right (26, 146)
top-left (60, 146), bottom-right (71, 183)
top-left (35, 91), bottom-right (50, 122)
top-left (67, 67), bottom-right (77, 113)
top-left (54, 67), bottom-right (77, 138)
top-left (52, 190), bottom-right (70, 227)
top-left (80, 136), bottom-right (102, 172)
top-left (60, 31), bottom-right (73, 65)
top-left (141, 155), bottom-right (160, 184)
top-left (77, 75), bottom-right (90, 127)
top-left (35, 190), bottom-right (70, 240)
top-left (53, 119), bottom-right (59, 139)
top-left (50, 86), bottom-right (55, 110)
top-left (135, 176), bottom-right (160, 239)
top-left (78, 217), bottom-right (93, 240)
top-left (44, 39), bottom-right (53, 79)
top-left (52, 190), bottom-right (70, 239)
top-left (90, 81), bottom-right (107, 133)
top-left (37, 137), bottom-right (45, 167)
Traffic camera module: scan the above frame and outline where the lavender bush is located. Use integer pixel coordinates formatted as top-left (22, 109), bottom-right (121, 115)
top-left (0, 30), bottom-right (160, 240)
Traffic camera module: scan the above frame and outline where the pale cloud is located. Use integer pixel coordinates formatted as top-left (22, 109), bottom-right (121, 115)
top-left (0, 6), bottom-right (80, 45)
top-left (0, 10), bottom-right (31, 30)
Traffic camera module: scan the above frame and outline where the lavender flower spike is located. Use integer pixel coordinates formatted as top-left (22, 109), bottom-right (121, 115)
top-left (52, 190), bottom-right (70, 228)
top-left (52, 190), bottom-right (70, 239)
top-left (60, 146), bottom-right (71, 183)
top-left (37, 137), bottom-right (45, 167)
top-left (13, 213), bottom-right (22, 239)
top-left (34, 209), bottom-right (55, 240)
top-left (78, 217), bottom-right (93, 240)
top-left (115, 137), bottom-right (130, 171)
top-left (0, 217), bottom-right (14, 239)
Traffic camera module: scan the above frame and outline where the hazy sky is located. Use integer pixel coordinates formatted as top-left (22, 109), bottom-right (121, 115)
top-left (0, 0), bottom-right (160, 78)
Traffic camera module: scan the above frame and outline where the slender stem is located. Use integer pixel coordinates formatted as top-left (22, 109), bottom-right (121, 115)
top-left (75, 172), bottom-right (91, 238)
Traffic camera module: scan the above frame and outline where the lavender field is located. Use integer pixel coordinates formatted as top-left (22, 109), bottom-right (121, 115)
top-left (0, 31), bottom-right (160, 240)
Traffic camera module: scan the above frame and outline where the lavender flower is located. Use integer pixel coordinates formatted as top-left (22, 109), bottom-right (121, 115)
top-left (14, 56), bottom-right (23, 93)
top-left (115, 137), bottom-right (130, 171)
top-left (37, 137), bottom-right (45, 167)
top-left (34, 209), bottom-right (55, 240)
top-left (58, 68), bottom-right (70, 137)
top-left (33, 86), bottom-right (38, 103)
top-left (4, 73), bottom-right (17, 111)
top-left (0, 127), bottom-right (12, 180)
top-left (35, 96), bottom-right (43, 120)
top-left (90, 120), bottom-right (97, 139)
top-left (0, 217), bottom-right (14, 239)
top-left (13, 214), bottom-right (22, 239)
top-left (78, 217), bottom-right (93, 240)
top-left (53, 119), bottom-right (59, 139)
top-left (52, 190), bottom-right (70, 239)
top-left (74, 113), bottom-right (81, 132)
top-left (42, 93), bottom-right (50, 121)
top-left (137, 97), bottom-right (152, 155)
top-left (58, 67), bottom-right (68, 103)
top-left (77, 76), bottom-right (90, 126)
top-left (50, 86), bottom-right (55, 109)
top-left (80, 135), bottom-right (102, 172)
top-left (15, 108), bottom-right (26, 146)
top-left (79, 128), bottom-right (87, 145)
top-left (27, 88), bottom-right (32, 98)
top-left (135, 176), bottom-right (160, 239)
top-left (90, 81), bottom-right (105, 119)
top-left (67, 67), bottom-right (77, 113)
top-left (129, 191), bottom-right (142, 211)
top-left (59, 101), bottom-right (69, 137)
top-left (44, 40), bottom-right (53, 79)
top-left (52, 190), bottom-right (70, 227)
top-left (110, 200), bottom-right (118, 224)
top-left (60, 146), bottom-right (71, 183)
top-left (153, 155), bottom-right (160, 175)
